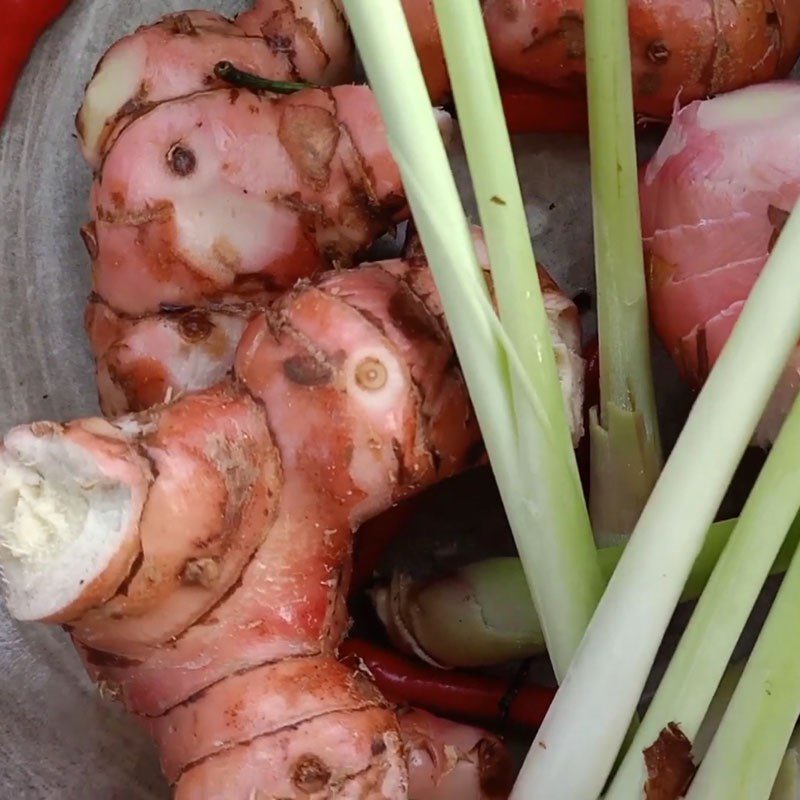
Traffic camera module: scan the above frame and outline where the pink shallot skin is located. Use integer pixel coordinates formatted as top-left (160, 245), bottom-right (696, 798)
top-left (85, 300), bottom-right (260, 416)
top-left (76, 2), bottom-right (354, 167)
top-left (86, 84), bottom-right (408, 316)
top-left (640, 81), bottom-right (800, 444)
top-left (18, 260), bottom-right (489, 798)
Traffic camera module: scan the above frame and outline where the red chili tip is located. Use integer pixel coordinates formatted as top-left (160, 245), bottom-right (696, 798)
top-left (341, 638), bottom-right (556, 730)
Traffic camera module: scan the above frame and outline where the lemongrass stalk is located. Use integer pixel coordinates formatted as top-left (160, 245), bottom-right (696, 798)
top-left (770, 729), bottom-right (800, 800)
top-left (606, 390), bottom-right (800, 798)
top-left (512, 200), bottom-right (800, 800)
top-left (586, 0), bottom-right (658, 428)
top-left (374, 518), bottom-right (800, 669)
top-left (590, 407), bottom-right (661, 546)
top-left (686, 538), bottom-right (800, 800)
top-left (660, 664), bottom-right (800, 800)
top-left (585, 0), bottom-right (661, 546)
top-left (429, 0), bottom-right (602, 679)
top-left (371, 559), bottom-right (545, 668)
top-left (693, 662), bottom-right (746, 760)
top-left (691, 664), bottom-right (800, 800)
top-left (691, 669), bottom-right (800, 800)
top-left (341, 0), bottom-right (604, 682)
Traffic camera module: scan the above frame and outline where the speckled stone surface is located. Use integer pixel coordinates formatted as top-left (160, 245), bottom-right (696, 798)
top-left (0, 2), bottom-right (795, 797)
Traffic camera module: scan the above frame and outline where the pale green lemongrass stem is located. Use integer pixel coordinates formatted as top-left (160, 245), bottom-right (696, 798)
top-left (431, 0), bottom-right (586, 500)
top-left (692, 663), bottom-right (746, 761)
top-left (686, 539), bottom-right (800, 800)
top-left (590, 407), bottom-right (662, 547)
top-left (391, 519), bottom-right (800, 668)
top-left (692, 665), bottom-right (800, 800)
top-left (585, 0), bottom-right (658, 435)
top-left (691, 667), bottom-right (800, 800)
top-left (607, 391), bottom-right (800, 798)
top-left (585, 0), bottom-right (661, 544)
top-left (511, 203), bottom-right (800, 800)
top-left (342, 0), bottom-right (604, 680)
top-left (432, 0), bottom-right (602, 679)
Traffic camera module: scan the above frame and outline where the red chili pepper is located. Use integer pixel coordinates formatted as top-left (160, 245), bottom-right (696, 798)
top-left (499, 77), bottom-right (589, 136)
top-left (349, 497), bottom-right (420, 595)
top-left (340, 638), bottom-right (555, 730)
top-left (0, 0), bottom-right (71, 125)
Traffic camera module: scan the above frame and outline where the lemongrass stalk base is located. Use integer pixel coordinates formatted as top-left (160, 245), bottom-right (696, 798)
top-left (589, 403), bottom-right (661, 546)
top-left (372, 517), bottom-right (800, 669)
top-left (372, 559), bottom-right (546, 669)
